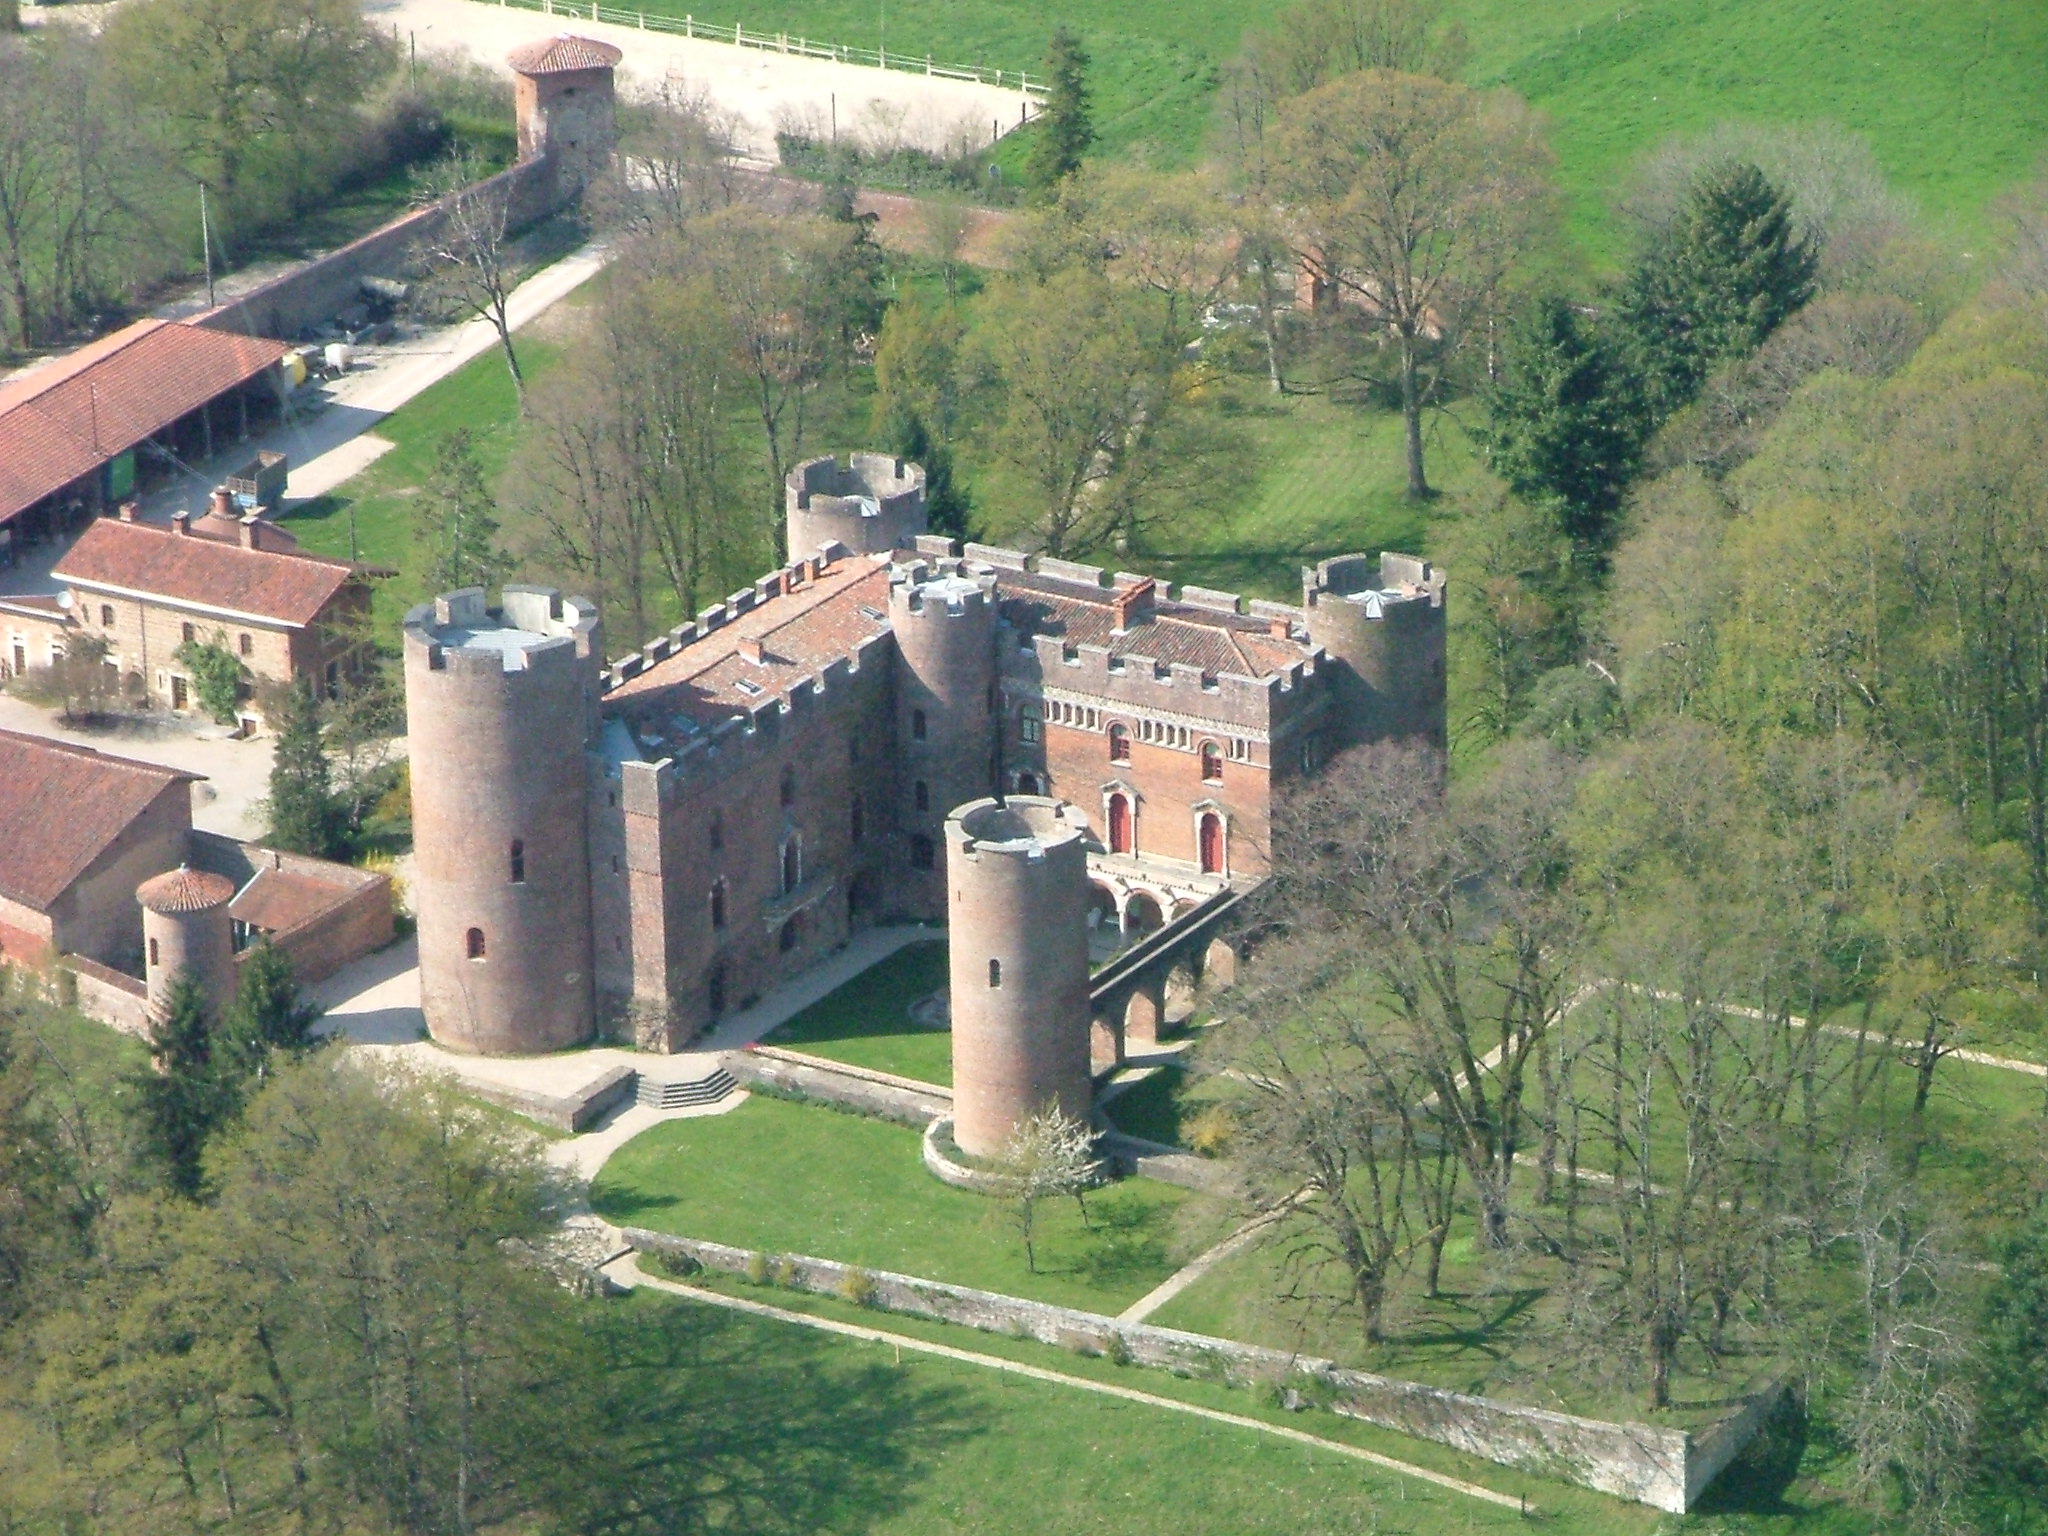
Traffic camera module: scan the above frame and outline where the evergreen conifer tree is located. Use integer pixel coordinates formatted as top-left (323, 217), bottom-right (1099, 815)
top-left (1028, 28), bottom-right (1094, 191)
top-left (1973, 1207), bottom-right (2048, 1529)
top-left (1481, 295), bottom-right (1647, 570)
top-left (131, 972), bottom-right (238, 1199)
top-left (416, 428), bottom-right (510, 595)
top-left (1616, 160), bottom-right (1818, 419)
top-left (267, 679), bottom-right (344, 858)
top-left (222, 939), bottom-right (322, 1076)
top-left (892, 415), bottom-right (971, 538)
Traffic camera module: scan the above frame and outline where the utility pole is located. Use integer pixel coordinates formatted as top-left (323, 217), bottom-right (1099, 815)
top-left (199, 182), bottom-right (215, 309)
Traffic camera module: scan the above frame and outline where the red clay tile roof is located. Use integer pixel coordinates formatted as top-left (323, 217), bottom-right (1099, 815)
top-left (996, 569), bottom-right (1309, 679)
top-left (0, 730), bottom-right (199, 910)
top-left (136, 866), bottom-right (234, 914)
top-left (55, 517), bottom-right (366, 628)
top-left (229, 865), bottom-right (347, 935)
top-left (0, 320), bottom-right (287, 527)
top-left (607, 557), bottom-right (895, 729)
top-left (506, 33), bottom-right (623, 73)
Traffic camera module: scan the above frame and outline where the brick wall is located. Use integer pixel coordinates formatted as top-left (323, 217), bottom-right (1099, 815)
top-left (196, 160), bottom-right (561, 342)
top-left (48, 783), bottom-right (192, 970)
top-left (258, 871), bottom-right (394, 985)
top-left (59, 955), bottom-right (150, 1037)
top-left (0, 896), bottom-right (55, 971)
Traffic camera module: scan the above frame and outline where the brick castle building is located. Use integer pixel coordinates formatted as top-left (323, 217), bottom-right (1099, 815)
top-left (403, 452), bottom-right (1445, 1056)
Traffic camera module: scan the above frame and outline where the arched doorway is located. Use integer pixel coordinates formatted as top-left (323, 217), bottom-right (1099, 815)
top-left (1107, 792), bottom-right (1132, 854)
top-left (1123, 892), bottom-right (1164, 935)
top-left (1199, 812), bottom-right (1225, 874)
top-left (1086, 882), bottom-right (1118, 931)
top-left (1015, 771), bottom-right (1042, 796)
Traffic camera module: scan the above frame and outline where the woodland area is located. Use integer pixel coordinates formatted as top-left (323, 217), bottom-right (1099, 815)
top-left (4, 0), bottom-right (2048, 1531)
top-left (0, 0), bottom-right (514, 354)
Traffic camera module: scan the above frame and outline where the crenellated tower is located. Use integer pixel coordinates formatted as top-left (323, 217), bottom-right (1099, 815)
top-left (785, 453), bottom-right (927, 559)
top-left (403, 586), bottom-right (602, 1054)
top-left (945, 796), bottom-right (1093, 1158)
top-left (890, 568), bottom-right (997, 915)
top-left (1302, 552), bottom-right (1447, 749)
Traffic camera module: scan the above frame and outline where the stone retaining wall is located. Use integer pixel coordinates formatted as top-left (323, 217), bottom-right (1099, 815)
top-left (460, 1064), bottom-right (635, 1133)
top-left (725, 1047), bottom-right (951, 1128)
top-left (623, 1227), bottom-right (1776, 1513)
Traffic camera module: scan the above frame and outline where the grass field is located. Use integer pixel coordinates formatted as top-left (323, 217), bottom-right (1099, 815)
top-left (591, 1092), bottom-right (1227, 1311)
top-left (283, 339), bottom-right (567, 630)
top-left (603, 1287), bottom-right (1654, 1536)
top-left (622, 0), bottom-right (2048, 265)
top-left (760, 940), bottom-right (954, 1085)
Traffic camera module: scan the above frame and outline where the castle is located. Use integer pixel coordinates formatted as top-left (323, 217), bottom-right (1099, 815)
top-left (401, 453), bottom-right (1446, 1083)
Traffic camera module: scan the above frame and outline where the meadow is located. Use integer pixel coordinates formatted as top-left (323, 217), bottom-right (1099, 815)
top-left (616, 0), bottom-right (2048, 265)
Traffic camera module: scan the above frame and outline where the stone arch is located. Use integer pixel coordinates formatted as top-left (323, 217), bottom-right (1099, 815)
top-left (1123, 891), bottom-right (1165, 935)
top-left (1086, 881), bottom-right (1119, 932)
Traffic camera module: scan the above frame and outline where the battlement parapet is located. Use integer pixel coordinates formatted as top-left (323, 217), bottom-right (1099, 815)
top-left (404, 586), bottom-right (599, 679)
top-left (960, 541), bottom-right (1032, 572)
top-left (890, 568), bottom-right (997, 619)
top-left (1303, 551), bottom-right (1445, 614)
top-left (1175, 584), bottom-right (1244, 616)
top-left (1013, 633), bottom-right (1319, 730)
top-left (786, 452), bottom-right (927, 557)
top-left (913, 534), bottom-right (962, 559)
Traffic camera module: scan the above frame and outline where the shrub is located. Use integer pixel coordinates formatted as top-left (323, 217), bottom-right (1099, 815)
top-left (770, 1256), bottom-right (799, 1289)
top-left (1184, 1104), bottom-right (1237, 1159)
top-left (1104, 1331), bottom-right (1133, 1367)
top-left (744, 1251), bottom-right (771, 1286)
top-left (838, 1266), bottom-right (879, 1308)
top-left (644, 1247), bottom-right (702, 1282)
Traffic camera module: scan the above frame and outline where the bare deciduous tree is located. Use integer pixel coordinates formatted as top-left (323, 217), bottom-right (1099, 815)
top-left (1270, 71), bottom-right (1552, 499)
top-left (412, 148), bottom-right (523, 401)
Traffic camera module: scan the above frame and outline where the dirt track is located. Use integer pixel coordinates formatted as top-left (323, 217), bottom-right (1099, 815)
top-left (362, 0), bottom-right (1034, 163)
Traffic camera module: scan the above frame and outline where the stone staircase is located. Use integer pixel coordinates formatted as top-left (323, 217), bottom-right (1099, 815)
top-left (634, 1066), bottom-right (738, 1110)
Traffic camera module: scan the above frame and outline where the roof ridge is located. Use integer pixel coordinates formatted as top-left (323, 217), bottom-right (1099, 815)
top-left (0, 727), bottom-right (202, 780)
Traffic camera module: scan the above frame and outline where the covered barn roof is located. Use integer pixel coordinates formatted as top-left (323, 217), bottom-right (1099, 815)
top-left (0, 320), bottom-right (287, 527)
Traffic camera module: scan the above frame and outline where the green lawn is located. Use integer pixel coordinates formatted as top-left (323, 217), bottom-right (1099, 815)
top-left (1116, 385), bottom-right (1465, 601)
top-left (626, 0), bottom-right (2048, 266)
top-left (761, 940), bottom-right (954, 1085)
top-left (592, 1093), bottom-right (1226, 1311)
top-left (607, 1287), bottom-right (1653, 1535)
top-left (282, 338), bottom-right (566, 629)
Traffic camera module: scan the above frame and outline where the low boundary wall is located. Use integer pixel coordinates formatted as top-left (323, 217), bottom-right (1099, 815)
top-left (726, 1045), bottom-right (952, 1127)
top-left (58, 955), bottom-right (150, 1037)
top-left (624, 1228), bottom-right (1781, 1513)
top-left (459, 1065), bottom-right (637, 1132)
top-left (196, 160), bottom-right (560, 342)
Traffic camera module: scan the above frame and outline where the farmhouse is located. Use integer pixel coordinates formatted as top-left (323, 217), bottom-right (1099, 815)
top-left (1, 507), bottom-right (383, 712)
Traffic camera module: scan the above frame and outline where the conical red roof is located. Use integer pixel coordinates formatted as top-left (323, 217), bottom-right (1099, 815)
top-left (506, 34), bottom-right (623, 74)
top-left (136, 865), bottom-right (234, 914)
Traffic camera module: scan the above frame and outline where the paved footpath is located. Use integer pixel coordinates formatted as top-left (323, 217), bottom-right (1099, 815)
top-left (317, 923), bottom-right (942, 1178)
top-left (608, 1251), bottom-right (1527, 1513)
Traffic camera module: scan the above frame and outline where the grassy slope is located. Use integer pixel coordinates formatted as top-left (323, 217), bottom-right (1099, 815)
top-left (622, 0), bottom-right (2048, 263)
top-left (633, 1282), bottom-right (1679, 1536)
top-left (592, 1093), bottom-right (1224, 1312)
top-left (761, 940), bottom-right (954, 1084)
top-left (612, 1287), bottom-right (1645, 1536)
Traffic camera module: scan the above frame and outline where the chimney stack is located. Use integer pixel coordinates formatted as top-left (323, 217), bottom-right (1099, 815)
top-left (1111, 578), bottom-right (1156, 636)
top-left (117, 501), bottom-right (137, 522)
top-left (209, 486), bottom-right (236, 520)
top-left (1269, 617), bottom-right (1291, 640)
top-left (170, 511), bottom-right (190, 537)
top-left (238, 514), bottom-right (262, 549)
top-left (738, 635), bottom-right (766, 664)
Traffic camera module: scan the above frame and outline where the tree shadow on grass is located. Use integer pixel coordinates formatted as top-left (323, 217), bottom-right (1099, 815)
top-left (508, 1291), bottom-right (982, 1535)
top-left (1687, 1393), bottom-right (1860, 1526)
top-left (1058, 1193), bottom-right (1183, 1295)
top-left (585, 1179), bottom-right (683, 1222)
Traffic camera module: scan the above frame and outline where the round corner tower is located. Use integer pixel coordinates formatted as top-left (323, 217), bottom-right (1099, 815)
top-left (403, 586), bottom-right (602, 1055)
top-left (891, 568), bottom-right (996, 917)
top-left (1302, 552), bottom-right (1447, 749)
top-left (137, 867), bottom-right (237, 1026)
top-left (507, 34), bottom-right (622, 191)
top-left (945, 796), bottom-right (1092, 1158)
top-left (785, 452), bottom-right (928, 559)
